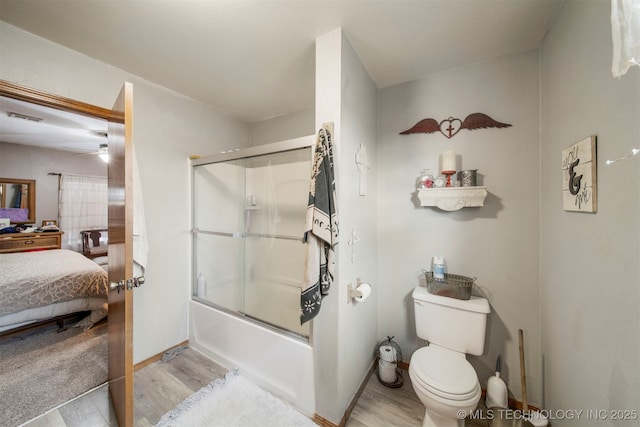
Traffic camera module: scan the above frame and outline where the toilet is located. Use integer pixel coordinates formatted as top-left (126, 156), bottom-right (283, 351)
top-left (409, 286), bottom-right (490, 427)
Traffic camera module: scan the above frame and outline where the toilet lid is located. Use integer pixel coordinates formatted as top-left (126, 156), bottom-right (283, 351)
top-left (410, 346), bottom-right (479, 401)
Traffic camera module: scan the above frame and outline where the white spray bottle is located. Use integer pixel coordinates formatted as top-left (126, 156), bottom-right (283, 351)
top-left (432, 256), bottom-right (446, 281)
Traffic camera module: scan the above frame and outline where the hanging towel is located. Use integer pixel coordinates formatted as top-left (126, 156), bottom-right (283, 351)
top-left (132, 145), bottom-right (149, 277)
top-left (300, 125), bottom-right (338, 324)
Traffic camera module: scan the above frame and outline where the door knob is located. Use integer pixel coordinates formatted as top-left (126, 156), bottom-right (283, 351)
top-left (110, 276), bottom-right (145, 293)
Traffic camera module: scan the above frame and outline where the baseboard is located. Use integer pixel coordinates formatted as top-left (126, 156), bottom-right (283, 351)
top-left (338, 360), bottom-right (377, 427)
top-left (399, 359), bottom-right (541, 412)
top-left (312, 414), bottom-right (337, 427)
top-left (311, 357), bottom-right (541, 427)
top-left (312, 358), bottom-right (377, 427)
top-left (134, 339), bottom-right (189, 371)
top-left (479, 389), bottom-right (540, 412)
top-left (401, 359), bottom-right (540, 412)
top-left (136, 350), bottom-right (537, 426)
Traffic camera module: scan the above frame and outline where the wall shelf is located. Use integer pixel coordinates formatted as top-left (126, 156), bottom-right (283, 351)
top-left (418, 187), bottom-right (488, 211)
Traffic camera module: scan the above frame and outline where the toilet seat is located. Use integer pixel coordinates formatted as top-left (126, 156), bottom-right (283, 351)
top-left (410, 346), bottom-right (479, 401)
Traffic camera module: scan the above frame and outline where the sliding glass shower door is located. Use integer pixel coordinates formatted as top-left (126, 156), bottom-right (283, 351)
top-left (192, 146), bottom-right (311, 338)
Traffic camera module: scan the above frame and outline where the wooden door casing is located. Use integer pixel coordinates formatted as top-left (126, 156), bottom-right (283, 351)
top-left (0, 79), bottom-right (135, 425)
top-left (107, 82), bottom-right (135, 427)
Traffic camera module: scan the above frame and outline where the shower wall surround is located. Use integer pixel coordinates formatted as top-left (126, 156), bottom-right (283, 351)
top-left (189, 136), bottom-right (317, 416)
top-left (191, 138), bottom-right (313, 338)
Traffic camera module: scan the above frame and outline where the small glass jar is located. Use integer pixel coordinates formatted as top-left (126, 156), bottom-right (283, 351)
top-left (431, 174), bottom-right (445, 188)
top-left (416, 169), bottom-right (434, 189)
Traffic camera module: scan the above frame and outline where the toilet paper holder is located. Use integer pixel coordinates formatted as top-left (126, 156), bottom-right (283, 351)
top-left (347, 278), bottom-right (370, 303)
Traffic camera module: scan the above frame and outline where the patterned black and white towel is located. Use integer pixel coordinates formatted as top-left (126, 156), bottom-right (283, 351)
top-left (300, 125), bottom-right (338, 324)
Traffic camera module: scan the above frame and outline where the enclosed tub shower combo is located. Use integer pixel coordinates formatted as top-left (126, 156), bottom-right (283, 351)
top-left (189, 136), bottom-right (316, 415)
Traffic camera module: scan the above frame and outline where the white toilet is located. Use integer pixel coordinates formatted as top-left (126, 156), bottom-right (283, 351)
top-left (409, 286), bottom-right (490, 427)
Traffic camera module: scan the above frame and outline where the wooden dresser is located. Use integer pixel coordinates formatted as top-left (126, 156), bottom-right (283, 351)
top-left (0, 231), bottom-right (64, 254)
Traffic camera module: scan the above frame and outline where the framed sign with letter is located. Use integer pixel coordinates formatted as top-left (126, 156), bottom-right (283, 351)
top-left (562, 136), bottom-right (597, 213)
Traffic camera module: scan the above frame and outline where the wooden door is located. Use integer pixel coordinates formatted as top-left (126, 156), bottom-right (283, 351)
top-left (107, 82), bottom-right (135, 426)
top-left (0, 79), bottom-right (134, 424)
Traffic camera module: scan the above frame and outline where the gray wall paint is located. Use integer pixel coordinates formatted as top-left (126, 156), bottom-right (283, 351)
top-left (3, 0), bottom-right (639, 420)
top-left (337, 29), bottom-right (379, 413)
top-left (377, 50), bottom-right (542, 403)
top-left (313, 28), bottom-right (343, 423)
top-left (250, 107), bottom-right (315, 146)
top-left (0, 21), bottom-right (251, 363)
top-left (0, 141), bottom-right (107, 226)
top-left (541, 0), bottom-right (640, 420)
top-left (313, 28), bottom-right (379, 423)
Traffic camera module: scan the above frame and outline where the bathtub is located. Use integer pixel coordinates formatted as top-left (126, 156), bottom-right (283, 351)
top-left (189, 300), bottom-right (315, 416)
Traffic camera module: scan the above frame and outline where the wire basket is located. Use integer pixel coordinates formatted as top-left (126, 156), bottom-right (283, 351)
top-left (423, 270), bottom-right (476, 300)
top-left (376, 336), bottom-right (403, 388)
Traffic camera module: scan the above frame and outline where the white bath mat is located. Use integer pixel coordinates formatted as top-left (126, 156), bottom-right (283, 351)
top-left (155, 370), bottom-right (317, 427)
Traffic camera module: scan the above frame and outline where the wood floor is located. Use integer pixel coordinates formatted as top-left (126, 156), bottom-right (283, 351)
top-left (25, 348), bottom-right (489, 427)
top-left (345, 371), bottom-right (488, 427)
top-left (24, 347), bottom-right (227, 427)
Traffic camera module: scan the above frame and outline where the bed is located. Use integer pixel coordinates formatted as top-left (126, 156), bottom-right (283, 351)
top-left (0, 249), bottom-right (109, 333)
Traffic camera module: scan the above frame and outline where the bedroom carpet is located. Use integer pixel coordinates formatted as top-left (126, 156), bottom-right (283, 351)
top-left (155, 369), bottom-right (317, 427)
top-left (0, 320), bottom-right (107, 426)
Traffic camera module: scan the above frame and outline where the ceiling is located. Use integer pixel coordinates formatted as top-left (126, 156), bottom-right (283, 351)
top-left (1, 0), bottom-right (563, 122)
top-left (0, 0), bottom-right (562, 151)
top-left (0, 96), bottom-right (108, 153)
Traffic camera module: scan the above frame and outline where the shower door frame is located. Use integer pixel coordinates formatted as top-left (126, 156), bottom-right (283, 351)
top-left (190, 134), bottom-right (316, 341)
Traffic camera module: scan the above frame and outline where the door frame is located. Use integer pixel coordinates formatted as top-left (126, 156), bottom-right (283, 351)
top-left (0, 80), bottom-right (112, 120)
top-left (0, 79), bottom-right (132, 422)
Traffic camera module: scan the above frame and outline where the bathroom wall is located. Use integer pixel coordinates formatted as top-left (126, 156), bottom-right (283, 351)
top-left (540, 0), bottom-right (640, 421)
top-left (336, 28), bottom-right (379, 414)
top-left (314, 28), bottom-right (379, 424)
top-left (249, 107), bottom-right (315, 146)
top-left (0, 21), bottom-right (251, 363)
top-left (0, 141), bottom-right (107, 226)
top-left (377, 50), bottom-right (542, 403)
top-left (5, 4), bottom-right (637, 421)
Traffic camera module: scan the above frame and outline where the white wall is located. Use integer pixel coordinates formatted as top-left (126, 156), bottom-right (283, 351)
top-left (0, 21), bottom-right (251, 363)
top-left (314, 28), bottom-right (379, 424)
top-left (377, 50), bottom-right (542, 403)
top-left (313, 28), bottom-right (343, 423)
top-left (337, 30), bottom-right (379, 411)
top-left (540, 0), bottom-right (640, 421)
top-left (6, 3), bottom-right (639, 421)
top-left (250, 107), bottom-right (315, 146)
top-left (0, 142), bottom-right (107, 225)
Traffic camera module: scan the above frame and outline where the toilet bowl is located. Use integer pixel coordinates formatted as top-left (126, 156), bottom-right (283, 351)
top-left (409, 345), bottom-right (481, 427)
top-left (410, 287), bottom-right (490, 427)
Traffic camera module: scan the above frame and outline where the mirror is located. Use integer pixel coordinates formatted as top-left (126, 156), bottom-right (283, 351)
top-left (0, 178), bottom-right (36, 224)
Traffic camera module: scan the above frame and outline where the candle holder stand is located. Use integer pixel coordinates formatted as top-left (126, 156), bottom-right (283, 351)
top-left (442, 170), bottom-right (456, 187)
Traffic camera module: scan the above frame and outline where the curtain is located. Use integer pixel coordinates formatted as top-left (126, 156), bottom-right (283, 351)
top-left (59, 174), bottom-right (108, 251)
top-left (611, 0), bottom-right (640, 77)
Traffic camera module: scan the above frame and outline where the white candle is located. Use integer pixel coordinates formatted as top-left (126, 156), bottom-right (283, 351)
top-left (442, 150), bottom-right (456, 172)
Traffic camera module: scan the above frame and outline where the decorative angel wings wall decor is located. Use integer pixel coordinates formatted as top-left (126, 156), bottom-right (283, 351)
top-left (400, 113), bottom-right (512, 139)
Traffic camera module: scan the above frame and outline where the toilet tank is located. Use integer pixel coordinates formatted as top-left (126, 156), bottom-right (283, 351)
top-left (412, 286), bottom-right (490, 356)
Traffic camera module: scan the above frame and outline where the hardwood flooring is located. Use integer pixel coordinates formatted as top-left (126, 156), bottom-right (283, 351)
top-left (345, 371), bottom-right (489, 427)
top-left (24, 348), bottom-right (489, 427)
top-left (24, 348), bottom-right (227, 427)
top-left (345, 371), bottom-right (425, 427)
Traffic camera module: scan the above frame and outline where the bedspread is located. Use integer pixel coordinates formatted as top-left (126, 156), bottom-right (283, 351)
top-left (0, 249), bottom-right (108, 316)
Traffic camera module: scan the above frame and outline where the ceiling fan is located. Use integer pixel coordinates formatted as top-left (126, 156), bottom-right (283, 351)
top-left (72, 142), bottom-right (109, 163)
